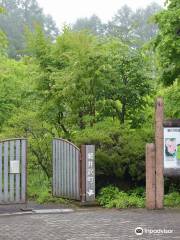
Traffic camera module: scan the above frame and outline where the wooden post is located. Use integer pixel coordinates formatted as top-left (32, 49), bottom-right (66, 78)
top-left (155, 97), bottom-right (164, 209)
top-left (146, 143), bottom-right (156, 209)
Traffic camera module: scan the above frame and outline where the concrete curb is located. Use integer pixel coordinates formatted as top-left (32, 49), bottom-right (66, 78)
top-left (0, 208), bottom-right (74, 217)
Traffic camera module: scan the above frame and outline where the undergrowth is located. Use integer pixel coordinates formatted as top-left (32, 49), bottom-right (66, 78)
top-left (97, 186), bottom-right (180, 209)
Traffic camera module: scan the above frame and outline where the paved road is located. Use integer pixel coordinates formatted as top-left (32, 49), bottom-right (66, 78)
top-left (0, 208), bottom-right (179, 240)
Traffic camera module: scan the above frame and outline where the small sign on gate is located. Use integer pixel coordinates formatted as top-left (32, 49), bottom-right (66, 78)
top-left (10, 160), bottom-right (20, 174)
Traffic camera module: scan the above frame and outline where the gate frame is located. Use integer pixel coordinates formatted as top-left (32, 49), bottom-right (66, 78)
top-left (0, 138), bottom-right (28, 205)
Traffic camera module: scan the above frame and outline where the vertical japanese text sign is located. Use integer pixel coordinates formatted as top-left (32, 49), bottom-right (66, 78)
top-left (85, 145), bottom-right (95, 201)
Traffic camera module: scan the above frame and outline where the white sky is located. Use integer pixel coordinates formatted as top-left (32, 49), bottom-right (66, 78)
top-left (37, 0), bottom-right (165, 29)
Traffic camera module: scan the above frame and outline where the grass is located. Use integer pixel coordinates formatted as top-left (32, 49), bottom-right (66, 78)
top-left (27, 170), bottom-right (69, 204)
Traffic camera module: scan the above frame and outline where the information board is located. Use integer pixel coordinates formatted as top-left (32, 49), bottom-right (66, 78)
top-left (164, 127), bottom-right (180, 168)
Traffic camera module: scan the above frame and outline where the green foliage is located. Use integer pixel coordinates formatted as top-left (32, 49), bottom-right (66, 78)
top-left (163, 80), bottom-right (180, 118)
top-left (72, 15), bottom-right (105, 35)
top-left (98, 186), bottom-right (180, 209)
top-left (0, 56), bottom-right (29, 128)
top-left (153, 0), bottom-right (180, 85)
top-left (103, 40), bottom-right (152, 125)
top-left (0, 0), bottom-right (59, 58)
top-left (28, 171), bottom-right (68, 204)
top-left (26, 29), bottom-right (153, 132)
top-left (164, 192), bottom-right (180, 207)
top-left (74, 119), bottom-right (153, 186)
top-left (0, 30), bottom-right (7, 54)
top-left (106, 3), bottom-right (162, 47)
top-left (0, 6), bottom-right (4, 13)
top-left (98, 186), bottom-right (145, 208)
top-left (0, 2), bottom-right (178, 201)
top-left (97, 186), bottom-right (120, 206)
top-left (128, 186), bottom-right (145, 197)
top-left (72, 3), bottom-right (162, 47)
top-left (0, 6), bottom-right (7, 54)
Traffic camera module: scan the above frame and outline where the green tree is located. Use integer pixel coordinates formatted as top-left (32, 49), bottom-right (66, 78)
top-left (103, 40), bottom-right (152, 126)
top-left (106, 3), bottom-right (162, 47)
top-left (72, 15), bottom-right (105, 35)
top-left (153, 0), bottom-right (180, 85)
top-left (0, 56), bottom-right (29, 128)
top-left (0, 0), bottom-right (59, 58)
top-left (162, 80), bottom-right (180, 118)
top-left (0, 5), bottom-right (7, 54)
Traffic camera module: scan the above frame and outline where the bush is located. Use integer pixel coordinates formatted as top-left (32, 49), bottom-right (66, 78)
top-left (128, 186), bottom-right (145, 197)
top-left (97, 186), bottom-right (120, 206)
top-left (73, 119), bottom-right (153, 189)
top-left (98, 186), bottom-right (180, 209)
top-left (97, 186), bottom-right (145, 209)
top-left (164, 192), bottom-right (180, 207)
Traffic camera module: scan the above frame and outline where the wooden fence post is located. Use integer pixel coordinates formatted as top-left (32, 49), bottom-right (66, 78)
top-left (146, 143), bottom-right (156, 209)
top-left (155, 97), bottom-right (164, 209)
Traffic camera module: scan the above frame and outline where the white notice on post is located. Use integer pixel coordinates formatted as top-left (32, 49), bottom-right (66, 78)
top-left (164, 127), bottom-right (180, 168)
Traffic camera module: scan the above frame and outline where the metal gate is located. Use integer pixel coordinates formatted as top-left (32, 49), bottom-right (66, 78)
top-left (53, 138), bottom-right (80, 200)
top-left (0, 138), bottom-right (27, 204)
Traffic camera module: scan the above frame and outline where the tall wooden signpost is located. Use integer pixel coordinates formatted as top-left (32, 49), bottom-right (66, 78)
top-left (146, 97), bottom-right (164, 209)
top-left (155, 97), bottom-right (164, 209)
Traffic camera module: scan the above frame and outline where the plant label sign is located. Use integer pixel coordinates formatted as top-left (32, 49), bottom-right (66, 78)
top-left (164, 127), bottom-right (180, 168)
top-left (86, 145), bottom-right (95, 201)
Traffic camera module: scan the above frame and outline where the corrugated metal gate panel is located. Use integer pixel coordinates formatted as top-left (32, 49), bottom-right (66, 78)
top-left (53, 139), bottom-right (80, 200)
top-left (0, 139), bottom-right (27, 204)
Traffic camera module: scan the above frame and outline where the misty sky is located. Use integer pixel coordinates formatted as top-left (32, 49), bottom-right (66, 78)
top-left (37, 0), bottom-right (165, 28)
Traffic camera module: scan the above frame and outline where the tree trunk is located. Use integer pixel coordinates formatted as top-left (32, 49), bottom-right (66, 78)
top-left (120, 96), bottom-right (126, 124)
top-left (79, 111), bottom-right (85, 129)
